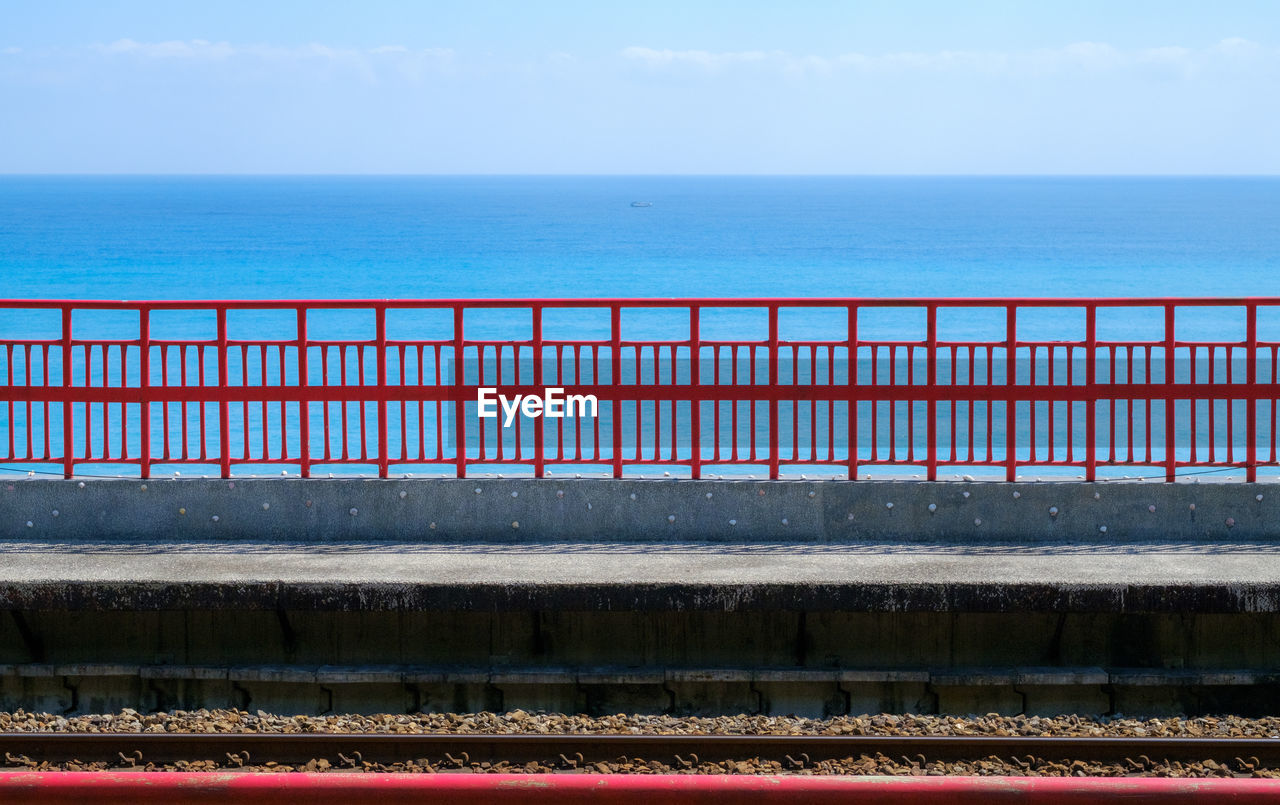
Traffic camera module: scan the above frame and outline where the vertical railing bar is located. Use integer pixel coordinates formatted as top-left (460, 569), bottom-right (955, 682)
top-left (432, 345), bottom-right (442, 462)
top-left (1086, 305), bottom-right (1096, 482)
top-left (1164, 305), bottom-right (1176, 482)
top-left (42, 346), bottom-right (52, 461)
top-left (397, 345), bottom-right (408, 463)
top-left (533, 305), bottom-right (544, 478)
top-left (100, 345), bottom-right (109, 461)
top-left (1226, 343), bottom-right (1234, 467)
top-left (768, 305), bottom-right (779, 479)
top-left (1144, 346), bottom-right (1152, 465)
top-left (844, 304), bottom-right (855, 473)
top-left (277, 344), bottom-right (287, 463)
top-left (339, 346), bottom-right (350, 461)
top-left (1029, 346), bottom-right (1038, 465)
top-left (791, 344), bottom-right (799, 462)
top-left (949, 346), bottom-right (959, 466)
top-left (60, 304), bottom-right (72, 473)
top-left (357, 345), bottom-right (368, 462)
top-left (7, 346), bottom-right (16, 463)
top-left (871, 344), bottom-right (879, 465)
top-left (1189, 348), bottom-right (1199, 465)
top-left (591, 345), bottom-right (602, 465)
top-left (139, 307), bottom-right (150, 478)
top-left (889, 345), bottom-right (898, 463)
top-left (217, 308), bottom-right (230, 478)
top-left (118, 345), bottom-right (127, 462)
top-left (556, 344), bottom-right (566, 462)
top-left (376, 304), bottom-right (389, 478)
top-left (1247, 303), bottom-right (1258, 481)
top-left (1208, 347), bottom-right (1217, 464)
top-left (969, 346), bottom-right (977, 463)
top-left (1066, 344), bottom-right (1074, 465)
top-left (1005, 305), bottom-right (1017, 481)
top-left (1272, 347), bottom-right (1278, 470)
top-left (1126, 345), bottom-right (1135, 466)
top-left (478, 346), bottom-right (488, 462)
top-left (160, 346), bottom-right (171, 460)
top-left (809, 345), bottom-right (817, 462)
top-left (260, 345), bottom-right (269, 462)
top-left (297, 308), bottom-right (311, 478)
top-left (1107, 345), bottom-right (1117, 465)
top-left (926, 304), bottom-right (938, 480)
top-left (745, 347), bottom-right (754, 463)
top-left (611, 305), bottom-right (622, 478)
top-left (195, 346), bottom-right (205, 460)
top-left (241, 345), bottom-right (251, 462)
top-left (454, 306), bottom-right (467, 478)
top-left (690, 307), bottom-right (701, 478)
top-left (320, 347), bottom-right (332, 461)
top-left (83, 345), bottom-right (92, 463)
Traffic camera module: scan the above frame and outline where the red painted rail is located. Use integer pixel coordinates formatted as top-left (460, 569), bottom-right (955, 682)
top-left (1, 298), bottom-right (1277, 481)
top-left (3, 772), bottom-right (1280, 803)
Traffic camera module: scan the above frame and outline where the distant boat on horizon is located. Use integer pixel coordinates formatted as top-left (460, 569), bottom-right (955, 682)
top-left (630, 201), bottom-right (653, 207)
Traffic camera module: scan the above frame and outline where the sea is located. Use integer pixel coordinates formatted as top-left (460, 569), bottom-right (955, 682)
top-left (2, 175), bottom-right (1278, 301)
top-left (1, 176), bottom-right (1278, 476)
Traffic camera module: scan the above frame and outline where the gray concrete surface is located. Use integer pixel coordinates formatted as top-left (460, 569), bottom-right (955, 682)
top-left (3, 538), bottom-right (1280, 611)
top-left (2, 478), bottom-right (1278, 543)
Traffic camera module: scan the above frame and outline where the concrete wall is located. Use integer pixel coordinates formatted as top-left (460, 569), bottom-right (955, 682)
top-left (2, 478), bottom-right (1278, 543)
top-left (5, 608), bottom-right (1280, 717)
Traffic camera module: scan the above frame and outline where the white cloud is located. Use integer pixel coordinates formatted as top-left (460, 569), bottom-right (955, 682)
top-left (621, 39), bottom-right (1278, 77)
top-left (98, 38), bottom-right (236, 59)
top-left (621, 46), bottom-right (777, 69)
top-left (90, 38), bottom-right (455, 82)
top-left (2, 46), bottom-right (22, 55)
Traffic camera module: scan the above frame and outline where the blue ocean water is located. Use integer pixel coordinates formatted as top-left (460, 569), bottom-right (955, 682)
top-left (2, 175), bottom-right (1278, 303)
top-left (1, 176), bottom-right (1278, 477)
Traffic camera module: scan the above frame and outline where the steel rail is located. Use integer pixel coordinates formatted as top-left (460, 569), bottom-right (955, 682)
top-left (6, 772), bottom-right (1280, 805)
top-left (3, 732), bottom-right (1280, 768)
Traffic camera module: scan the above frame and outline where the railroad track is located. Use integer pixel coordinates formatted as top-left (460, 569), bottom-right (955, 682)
top-left (4, 732), bottom-right (1280, 774)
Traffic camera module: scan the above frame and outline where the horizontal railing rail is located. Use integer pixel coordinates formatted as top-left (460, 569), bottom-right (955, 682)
top-left (1, 297), bottom-right (1278, 481)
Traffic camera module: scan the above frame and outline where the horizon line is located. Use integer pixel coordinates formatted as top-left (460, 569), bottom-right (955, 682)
top-left (3, 172), bottom-right (1280, 179)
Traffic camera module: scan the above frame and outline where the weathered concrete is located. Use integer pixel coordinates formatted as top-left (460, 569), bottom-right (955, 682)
top-left (2, 478), bottom-right (1277, 543)
top-left (5, 477), bottom-right (1280, 717)
top-left (2, 538), bottom-right (1280, 611)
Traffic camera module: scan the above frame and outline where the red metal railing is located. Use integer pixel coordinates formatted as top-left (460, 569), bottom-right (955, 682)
top-left (0, 298), bottom-right (1277, 481)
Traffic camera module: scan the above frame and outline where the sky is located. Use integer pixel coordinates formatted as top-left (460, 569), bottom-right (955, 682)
top-left (2, 1), bottom-right (1279, 174)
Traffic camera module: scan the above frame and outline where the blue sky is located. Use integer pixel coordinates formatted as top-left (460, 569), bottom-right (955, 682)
top-left (2, 1), bottom-right (1279, 173)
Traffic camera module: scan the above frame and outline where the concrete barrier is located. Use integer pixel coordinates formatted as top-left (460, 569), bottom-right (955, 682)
top-left (2, 478), bottom-right (1277, 543)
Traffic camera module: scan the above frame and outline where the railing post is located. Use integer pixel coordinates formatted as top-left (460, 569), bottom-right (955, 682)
top-left (690, 306), bottom-right (700, 480)
top-left (1247, 302), bottom-right (1258, 482)
top-left (217, 307), bottom-right (230, 479)
top-left (611, 304), bottom-right (623, 479)
top-left (376, 305), bottom-right (389, 478)
top-left (926, 304), bottom-right (938, 481)
top-left (454, 305), bottom-right (467, 479)
top-left (768, 304), bottom-right (780, 480)
top-left (61, 306), bottom-right (73, 479)
top-left (1165, 304), bottom-right (1177, 482)
top-left (1086, 305), bottom-right (1097, 482)
top-left (848, 305), bottom-right (858, 480)
top-left (297, 308), bottom-right (310, 478)
top-left (1005, 305), bottom-right (1017, 482)
top-left (532, 305), bottom-right (545, 478)
top-left (139, 306), bottom-right (150, 480)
